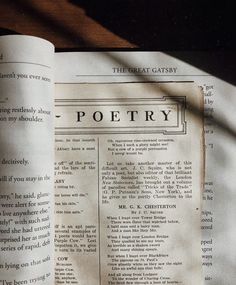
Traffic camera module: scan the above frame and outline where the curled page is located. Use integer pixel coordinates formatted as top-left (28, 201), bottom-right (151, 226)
top-left (55, 51), bottom-right (236, 284)
top-left (0, 36), bottom-right (54, 285)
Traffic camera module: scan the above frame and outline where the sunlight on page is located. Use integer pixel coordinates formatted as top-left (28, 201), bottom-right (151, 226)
top-left (0, 36), bottom-right (54, 285)
top-left (55, 51), bottom-right (236, 285)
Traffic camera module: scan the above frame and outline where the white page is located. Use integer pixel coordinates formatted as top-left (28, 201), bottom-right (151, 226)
top-left (0, 36), bottom-right (54, 285)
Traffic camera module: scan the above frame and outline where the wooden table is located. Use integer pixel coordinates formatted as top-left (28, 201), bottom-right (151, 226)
top-left (0, 0), bottom-right (135, 49)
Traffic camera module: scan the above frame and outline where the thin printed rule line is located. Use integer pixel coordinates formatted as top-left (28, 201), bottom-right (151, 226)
top-left (55, 81), bottom-right (194, 84)
top-left (98, 138), bottom-right (101, 285)
top-left (75, 74), bottom-right (210, 77)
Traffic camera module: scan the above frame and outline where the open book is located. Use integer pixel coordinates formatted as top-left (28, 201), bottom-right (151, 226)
top-left (0, 36), bottom-right (235, 285)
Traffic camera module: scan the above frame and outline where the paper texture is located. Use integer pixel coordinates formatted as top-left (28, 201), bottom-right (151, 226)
top-left (0, 36), bottom-right (54, 285)
top-left (55, 51), bottom-right (236, 284)
top-left (0, 36), bottom-right (235, 285)
top-left (54, 82), bottom-right (204, 285)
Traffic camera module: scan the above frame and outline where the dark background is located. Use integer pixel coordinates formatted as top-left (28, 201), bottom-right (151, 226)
top-left (0, 0), bottom-right (235, 84)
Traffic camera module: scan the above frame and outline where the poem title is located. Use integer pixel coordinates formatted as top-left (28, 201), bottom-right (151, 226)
top-left (76, 109), bottom-right (171, 123)
top-left (55, 97), bottom-right (186, 135)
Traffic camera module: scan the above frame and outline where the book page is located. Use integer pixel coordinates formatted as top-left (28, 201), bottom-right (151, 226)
top-left (54, 82), bottom-right (204, 284)
top-left (0, 36), bottom-right (54, 285)
top-left (55, 51), bottom-right (236, 284)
